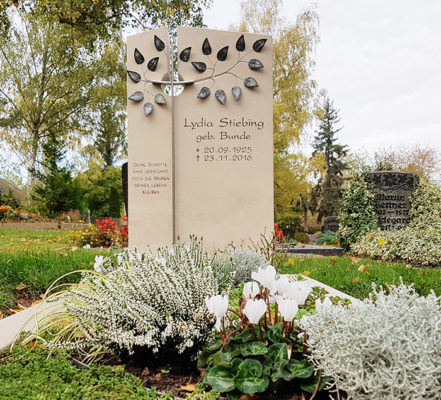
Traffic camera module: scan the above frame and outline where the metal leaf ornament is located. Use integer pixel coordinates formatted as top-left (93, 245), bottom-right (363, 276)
top-left (244, 77), bottom-right (259, 88)
top-left (253, 39), bottom-right (267, 52)
top-left (197, 87), bottom-right (211, 99)
top-left (134, 48), bottom-right (144, 64)
top-left (180, 47), bottom-right (191, 62)
top-left (154, 35), bottom-right (165, 52)
top-left (217, 46), bottom-right (229, 61)
top-left (127, 70), bottom-right (141, 83)
top-left (236, 34), bottom-right (245, 51)
top-left (128, 91), bottom-right (144, 102)
top-left (147, 57), bottom-right (159, 72)
top-left (191, 61), bottom-right (207, 73)
top-left (232, 86), bottom-right (242, 101)
top-left (215, 89), bottom-right (226, 105)
top-left (144, 103), bottom-right (154, 116)
top-left (202, 38), bottom-right (212, 55)
top-left (248, 59), bottom-right (264, 70)
top-left (154, 94), bottom-right (166, 105)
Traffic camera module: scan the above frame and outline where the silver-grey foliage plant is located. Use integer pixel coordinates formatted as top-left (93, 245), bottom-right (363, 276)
top-left (43, 237), bottom-right (219, 356)
top-left (300, 283), bottom-right (441, 400)
top-left (213, 248), bottom-right (268, 287)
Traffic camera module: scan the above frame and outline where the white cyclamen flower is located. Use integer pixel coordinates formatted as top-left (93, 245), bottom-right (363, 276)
top-left (285, 281), bottom-right (312, 305)
top-left (251, 265), bottom-right (277, 291)
top-left (277, 298), bottom-right (299, 322)
top-left (315, 297), bottom-right (333, 312)
top-left (205, 294), bottom-right (229, 330)
top-left (93, 255), bottom-right (105, 273)
top-left (243, 282), bottom-right (260, 299)
top-left (243, 298), bottom-right (267, 324)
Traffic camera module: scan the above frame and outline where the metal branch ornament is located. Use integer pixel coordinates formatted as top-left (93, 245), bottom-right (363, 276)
top-left (127, 33), bottom-right (267, 116)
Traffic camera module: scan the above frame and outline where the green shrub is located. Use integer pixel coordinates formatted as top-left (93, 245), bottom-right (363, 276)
top-left (294, 232), bottom-right (309, 243)
top-left (315, 230), bottom-right (338, 246)
top-left (351, 180), bottom-right (441, 266)
top-left (338, 174), bottom-right (377, 250)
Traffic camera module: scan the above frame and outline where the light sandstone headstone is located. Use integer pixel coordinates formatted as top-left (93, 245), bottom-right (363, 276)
top-left (127, 28), bottom-right (273, 251)
top-left (366, 171), bottom-right (419, 231)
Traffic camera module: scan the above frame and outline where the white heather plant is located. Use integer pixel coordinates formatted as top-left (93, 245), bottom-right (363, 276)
top-left (212, 248), bottom-right (268, 287)
top-left (29, 237), bottom-right (219, 357)
top-left (300, 283), bottom-right (441, 400)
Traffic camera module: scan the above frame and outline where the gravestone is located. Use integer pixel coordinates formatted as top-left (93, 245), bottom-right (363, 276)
top-left (323, 216), bottom-right (339, 232)
top-left (366, 171), bottom-right (419, 231)
top-left (127, 28), bottom-right (273, 251)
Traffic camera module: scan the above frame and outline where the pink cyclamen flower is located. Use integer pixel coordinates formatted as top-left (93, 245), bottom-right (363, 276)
top-left (243, 281), bottom-right (260, 299)
top-left (277, 297), bottom-right (299, 322)
top-left (243, 298), bottom-right (266, 324)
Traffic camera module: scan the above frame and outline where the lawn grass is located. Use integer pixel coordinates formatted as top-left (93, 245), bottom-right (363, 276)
top-left (0, 228), bottom-right (106, 310)
top-left (280, 255), bottom-right (441, 300)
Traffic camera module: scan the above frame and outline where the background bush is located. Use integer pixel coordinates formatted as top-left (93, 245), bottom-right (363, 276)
top-left (294, 232), bottom-right (310, 243)
top-left (315, 230), bottom-right (338, 246)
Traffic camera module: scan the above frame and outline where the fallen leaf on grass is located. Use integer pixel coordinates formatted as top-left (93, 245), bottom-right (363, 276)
top-left (180, 384), bottom-right (197, 393)
top-left (302, 271), bottom-right (311, 277)
top-left (351, 257), bottom-right (361, 264)
top-left (358, 265), bottom-right (367, 272)
top-left (406, 264), bottom-right (412, 269)
top-left (16, 283), bottom-right (27, 291)
top-left (27, 341), bottom-right (37, 349)
top-left (31, 300), bottom-right (40, 306)
top-left (352, 277), bottom-right (360, 284)
top-left (0, 310), bottom-right (3, 320)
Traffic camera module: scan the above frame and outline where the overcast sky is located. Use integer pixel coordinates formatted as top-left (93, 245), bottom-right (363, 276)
top-left (203, 0), bottom-right (441, 156)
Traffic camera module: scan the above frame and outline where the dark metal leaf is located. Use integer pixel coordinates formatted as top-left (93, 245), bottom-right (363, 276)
top-left (128, 91), bottom-right (144, 102)
top-left (154, 35), bottom-right (165, 52)
top-left (147, 57), bottom-right (159, 72)
top-left (232, 86), bottom-right (242, 101)
top-left (215, 89), bottom-right (226, 105)
top-left (217, 46), bottom-right (229, 61)
top-left (134, 48), bottom-right (144, 64)
top-left (248, 59), bottom-right (264, 70)
top-left (202, 38), bottom-right (212, 55)
top-left (236, 35), bottom-right (245, 51)
top-left (191, 61), bottom-right (207, 73)
top-left (154, 94), bottom-right (166, 105)
top-left (180, 47), bottom-right (191, 62)
top-left (127, 70), bottom-right (141, 83)
top-left (197, 87), bottom-right (210, 99)
top-left (144, 103), bottom-right (154, 116)
top-left (253, 39), bottom-right (267, 52)
top-left (244, 77), bottom-right (259, 88)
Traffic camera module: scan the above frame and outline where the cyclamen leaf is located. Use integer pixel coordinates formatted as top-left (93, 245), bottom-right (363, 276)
top-left (144, 103), bottom-right (154, 116)
top-left (147, 57), bottom-right (159, 72)
top-left (234, 359), bottom-right (269, 394)
top-left (206, 364), bottom-right (236, 393)
top-left (154, 35), bottom-right (165, 51)
top-left (192, 62), bottom-right (207, 73)
top-left (180, 47), bottom-right (191, 62)
top-left (236, 34), bottom-right (245, 51)
top-left (128, 91), bottom-right (144, 102)
top-left (253, 38), bottom-right (267, 52)
top-left (217, 46), bottom-right (229, 61)
top-left (127, 70), bottom-right (141, 83)
top-left (202, 38), bottom-right (212, 55)
top-left (134, 48), bottom-right (144, 64)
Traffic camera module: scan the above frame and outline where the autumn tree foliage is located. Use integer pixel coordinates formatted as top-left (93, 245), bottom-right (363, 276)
top-left (237, 0), bottom-right (322, 223)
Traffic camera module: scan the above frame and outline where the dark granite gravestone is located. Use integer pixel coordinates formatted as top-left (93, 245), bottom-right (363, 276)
top-left (122, 162), bottom-right (128, 215)
top-left (366, 171), bottom-right (419, 231)
top-left (323, 216), bottom-right (339, 232)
